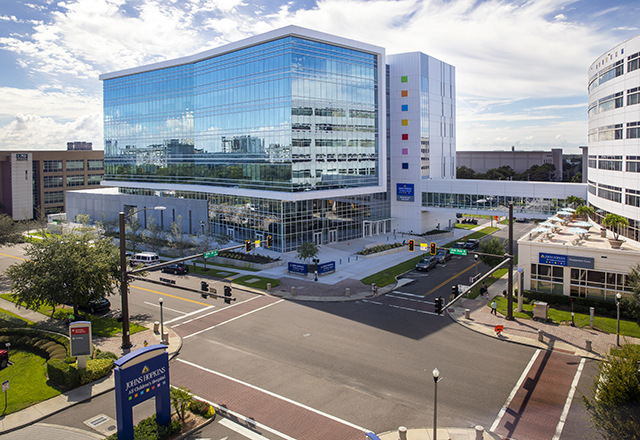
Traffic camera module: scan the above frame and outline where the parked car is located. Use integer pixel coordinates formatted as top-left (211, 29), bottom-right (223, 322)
top-left (416, 255), bottom-right (437, 272)
top-left (453, 242), bottom-right (465, 249)
top-left (161, 263), bottom-right (189, 275)
top-left (0, 349), bottom-right (7, 369)
top-left (435, 248), bottom-right (451, 263)
top-left (130, 252), bottom-right (160, 266)
top-left (464, 239), bottom-right (480, 249)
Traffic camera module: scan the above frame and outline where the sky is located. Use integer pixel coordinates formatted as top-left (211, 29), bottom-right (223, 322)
top-left (0, 0), bottom-right (639, 154)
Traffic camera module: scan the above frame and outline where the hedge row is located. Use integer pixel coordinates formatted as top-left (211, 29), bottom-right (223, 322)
top-left (46, 358), bottom-right (114, 388)
top-left (0, 329), bottom-right (68, 360)
top-left (357, 242), bottom-right (404, 256)
top-left (0, 312), bottom-right (30, 329)
top-left (218, 250), bottom-right (279, 264)
top-left (521, 290), bottom-right (638, 321)
top-left (104, 414), bottom-right (181, 440)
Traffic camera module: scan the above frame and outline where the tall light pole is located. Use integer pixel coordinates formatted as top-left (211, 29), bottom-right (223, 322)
top-left (432, 368), bottom-right (442, 440)
top-left (616, 292), bottom-right (622, 346)
top-left (474, 254), bottom-right (478, 297)
top-left (120, 206), bottom-right (166, 350)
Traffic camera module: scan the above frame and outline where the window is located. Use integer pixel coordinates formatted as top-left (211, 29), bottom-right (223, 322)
top-left (530, 263), bottom-right (564, 295)
top-left (401, 76), bottom-right (408, 83)
top-left (401, 90), bottom-right (408, 97)
top-left (599, 60), bottom-right (624, 85)
top-left (88, 174), bottom-right (103, 186)
top-left (570, 268), bottom-right (630, 300)
top-left (598, 124), bottom-right (623, 141)
top-left (66, 175), bottom-right (84, 187)
top-left (588, 155), bottom-right (597, 169)
top-left (626, 156), bottom-right (640, 173)
top-left (401, 119), bottom-right (408, 126)
top-left (627, 121), bottom-right (640, 139)
top-left (588, 101), bottom-right (597, 118)
top-left (43, 175), bottom-right (63, 188)
top-left (66, 160), bottom-right (84, 172)
top-left (598, 183), bottom-right (622, 203)
top-left (401, 104), bottom-right (408, 111)
top-left (598, 92), bottom-right (623, 113)
top-left (626, 188), bottom-right (640, 207)
top-left (627, 87), bottom-right (640, 106)
top-left (588, 180), bottom-right (596, 195)
top-left (44, 191), bottom-right (63, 205)
top-left (43, 160), bottom-right (62, 173)
top-left (402, 148), bottom-right (408, 155)
top-left (598, 155), bottom-right (622, 171)
top-left (588, 129), bottom-right (597, 143)
top-left (87, 159), bottom-right (104, 171)
top-left (628, 51), bottom-right (640, 73)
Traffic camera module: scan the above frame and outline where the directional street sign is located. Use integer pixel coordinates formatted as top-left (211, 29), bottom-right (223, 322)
top-left (450, 248), bottom-right (467, 256)
top-left (204, 250), bottom-right (218, 259)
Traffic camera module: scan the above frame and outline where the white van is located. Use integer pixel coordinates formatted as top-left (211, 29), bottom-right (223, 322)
top-left (131, 252), bottom-right (160, 266)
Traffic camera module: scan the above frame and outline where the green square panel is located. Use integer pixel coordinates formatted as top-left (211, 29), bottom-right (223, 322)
top-left (401, 76), bottom-right (408, 83)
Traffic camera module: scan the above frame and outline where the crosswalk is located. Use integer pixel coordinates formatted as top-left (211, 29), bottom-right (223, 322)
top-left (363, 290), bottom-right (438, 315)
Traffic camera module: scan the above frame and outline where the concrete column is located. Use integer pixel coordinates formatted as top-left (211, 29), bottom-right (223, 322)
top-left (346, 288), bottom-right (350, 297)
top-left (586, 340), bottom-right (592, 352)
top-left (475, 426), bottom-right (484, 440)
top-left (154, 321), bottom-right (160, 333)
top-left (267, 283), bottom-right (271, 291)
top-left (398, 426), bottom-right (407, 440)
top-left (538, 330), bottom-right (544, 342)
top-left (465, 309), bottom-right (470, 319)
top-left (291, 287), bottom-right (296, 296)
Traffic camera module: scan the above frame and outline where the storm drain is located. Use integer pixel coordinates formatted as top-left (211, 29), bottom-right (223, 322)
top-left (84, 414), bottom-right (117, 435)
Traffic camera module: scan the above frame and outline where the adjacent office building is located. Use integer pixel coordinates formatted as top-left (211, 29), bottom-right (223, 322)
top-left (0, 145), bottom-right (104, 220)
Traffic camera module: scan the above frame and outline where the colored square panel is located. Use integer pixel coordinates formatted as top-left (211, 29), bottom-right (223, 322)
top-left (401, 76), bottom-right (408, 83)
top-left (402, 148), bottom-right (409, 155)
top-left (402, 134), bottom-right (408, 140)
top-left (401, 90), bottom-right (408, 97)
top-left (401, 119), bottom-right (408, 126)
top-left (401, 104), bottom-right (408, 111)
top-left (402, 163), bottom-right (409, 169)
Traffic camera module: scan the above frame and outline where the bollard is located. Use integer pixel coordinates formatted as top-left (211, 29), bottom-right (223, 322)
top-left (340, 258), bottom-right (342, 265)
top-left (162, 332), bottom-right (169, 345)
top-left (291, 286), bottom-right (296, 296)
top-left (475, 426), bottom-right (484, 440)
top-left (154, 321), bottom-right (160, 333)
top-left (398, 426), bottom-right (407, 440)
top-left (348, 257), bottom-right (350, 263)
top-left (267, 283), bottom-right (271, 291)
top-left (538, 330), bottom-right (544, 342)
top-left (465, 309), bottom-right (470, 319)
top-left (586, 339), bottom-right (592, 352)
top-left (346, 288), bottom-right (350, 297)
top-left (590, 307), bottom-right (594, 329)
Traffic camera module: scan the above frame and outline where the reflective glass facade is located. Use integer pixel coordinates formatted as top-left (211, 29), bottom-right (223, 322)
top-left (104, 36), bottom-right (380, 193)
top-left (424, 192), bottom-right (570, 215)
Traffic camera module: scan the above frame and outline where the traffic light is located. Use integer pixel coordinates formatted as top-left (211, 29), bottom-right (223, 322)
top-left (434, 296), bottom-right (443, 315)
top-left (200, 281), bottom-right (209, 292)
top-left (430, 242), bottom-right (436, 255)
top-left (245, 239), bottom-right (252, 252)
top-left (266, 235), bottom-right (273, 248)
top-left (408, 239), bottom-right (415, 252)
top-left (451, 284), bottom-right (459, 297)
top-left (224, 285), bottom-right (232, 304)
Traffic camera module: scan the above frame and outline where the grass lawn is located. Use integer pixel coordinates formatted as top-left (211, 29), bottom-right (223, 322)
top-left (191, 265), bottom-right (239, 278)
top-left (611, 344), bottom-right (640, 356)
top-left (0, 308), bottom-right (35, 326)
top-left (232, 275), bottom-right (280, 290)
top-left (0, 294), bottom-right (146, 337)
top-left (492, 297), bottom-right (640, 338)
top-left (191, 259), bottom-right (260, 272)
top-left (454, 223), bottom-right (477, 230)
top-left (0, 349), bottom-right (61, 415)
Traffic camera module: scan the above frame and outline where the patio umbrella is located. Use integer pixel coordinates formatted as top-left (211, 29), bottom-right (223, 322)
top-left (557, 211), bottom-right (573, 217)
top-left (532, 226), bottom-right (552, 233)
top-left (563, 207), bottom-right (576, 212)
top-left (539, 222), bottom-right (556, 228)
top-left (548, 216), bottom-right (564, 222)
top-left (567, 227), bottom-right (589, 235)
top-left (573, 221), bottom-right (592, 228)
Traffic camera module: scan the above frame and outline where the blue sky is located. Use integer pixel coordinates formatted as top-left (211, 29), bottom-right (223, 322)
top-left (1, 0), bottom-right (639, 153)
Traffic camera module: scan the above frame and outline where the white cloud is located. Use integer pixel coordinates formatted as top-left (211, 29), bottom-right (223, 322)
top-left (0, 113), bottom-right (102, 150)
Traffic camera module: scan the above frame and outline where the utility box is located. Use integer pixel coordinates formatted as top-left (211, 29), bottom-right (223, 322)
top-left (533, 302), bottom-right (549, 321)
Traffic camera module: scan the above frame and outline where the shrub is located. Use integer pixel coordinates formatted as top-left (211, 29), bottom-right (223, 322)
top-left (64, 356), bottom-right (77, 364)
top-left (47, 358), bottom-right (80, 388)
top-left (0, 312), bottom-right (29, 328)
top-left (104, 414), bottom-right (181, 440)
top-left (189, 399), bottom-right (210, 416)
top-left (79, 359), bottom-right (114, 385)
top-left (94, 349), bottom-right (118, 360)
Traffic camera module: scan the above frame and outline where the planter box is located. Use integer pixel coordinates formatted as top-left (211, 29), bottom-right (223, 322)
top-left (361, 245), bottom-right (409, 259)
top-left (208, 256), bottom-right (284, 270)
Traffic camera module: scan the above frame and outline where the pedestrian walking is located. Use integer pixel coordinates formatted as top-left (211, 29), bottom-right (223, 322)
top-left (491, 300), bottom-right (497, 315)
top-left (372, 283), bottom-right (378, 297)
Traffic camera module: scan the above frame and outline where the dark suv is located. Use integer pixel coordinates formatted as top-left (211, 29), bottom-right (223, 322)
top-left (435, 248), bottom-right (451, 263)
top-left (416, 256), bottom-right (437, 272)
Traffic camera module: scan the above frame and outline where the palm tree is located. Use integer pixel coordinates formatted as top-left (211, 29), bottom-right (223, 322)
top-left (602, 213), bottom-right (629, 241)
top-left (566, 196), bottom-right (585, 208)
top-left (575, 205), bottom-right (595, 220)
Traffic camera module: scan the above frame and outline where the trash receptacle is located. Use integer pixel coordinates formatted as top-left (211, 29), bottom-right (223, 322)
top-left (533, 301), bottom-right (549, 321)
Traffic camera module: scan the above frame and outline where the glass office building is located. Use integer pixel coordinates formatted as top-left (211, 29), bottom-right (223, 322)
top-left (100, 26), bottom-right (389, 252)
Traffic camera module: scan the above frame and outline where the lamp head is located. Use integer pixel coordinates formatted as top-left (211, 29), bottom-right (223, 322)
top-left (154, 206), bottom-right (166, 211)
top-left (159, 297), bottom-right (163, 304)
top-left (432, 368), bottom-right (440, 379)
top-left (616, 292), bottom-right (622, 300)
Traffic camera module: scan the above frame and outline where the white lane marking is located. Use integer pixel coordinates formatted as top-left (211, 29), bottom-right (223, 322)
top-left (165, 305), bottom-right (216, 325)
top-left (143, 301), bottom-right (188, 315)
top-left (391, 291), bottom-right (425, 298)
top-left (173, 296), bottom-right (261, 328)
top-left (387, 294), bottom-right (434, 304)
top-left (490, 349), bottom-right (541, 432)
top-left (363, 299), bottom-right (439, 315)
top-left (219, 418), bottom-right (274, 440)
top-left (552, 357), bottom-right (586, 440)
top-left (177, 358), bottom-right (369, 433)
top-left (183, 299), bottom-right (284, 339)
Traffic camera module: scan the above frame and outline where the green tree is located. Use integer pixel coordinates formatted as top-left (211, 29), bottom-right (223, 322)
top-left (168, 215), bottom-right (192, 258)
top-left (125, 210), bottom-right (145, 252)
top-left (570, 172), bottom-right (582, 183)
top-left (170, 386), bottom-right (193, 427)
top-left (582, 344), bottom-right (640, 439)
top-left (565, 196), bottom-right (585, 208)
top-left (456, 165), bottom-right (476, 179)
top-left (296, 242), bottom-right (320, 265)
top-left (576, 205), bottom-right (595, 220)
top-left (0, 213), bottom-right (22, 246)
top-left (194, 223), bottom-right (216, 270)
top-left (478, 237), bottom-right (506, 272)
top-left (603, 213), bottom-right (629, 241)
top-left (6, 230), bottom-right (120, 316)
top-left (98, 212), bottom-right (118, 237)
top-left (145, 216), bottom-right (166, 254)
top-left (624, 264), bottom-right (640, 324)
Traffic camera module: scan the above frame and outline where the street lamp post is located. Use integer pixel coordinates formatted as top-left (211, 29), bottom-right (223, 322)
top-left (159, 297), bottom-right (166, 345)
top-left (432, 368), bottom-right (442, 440)
top-left (474, 254), bottom-right (478, 297)
top-left (616, 292), bottom-right (622, 346)
top-left (119, 206), bottom-right (166, 351)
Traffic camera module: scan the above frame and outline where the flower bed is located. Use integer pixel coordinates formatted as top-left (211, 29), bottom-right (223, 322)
top-left (357, 242), bottom-right (405, 256)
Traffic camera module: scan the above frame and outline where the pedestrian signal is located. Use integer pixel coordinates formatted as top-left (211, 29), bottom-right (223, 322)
top-left (224, 285), bottom-right (232, 304)
top-left (266, 235), bottom-right (273, 248)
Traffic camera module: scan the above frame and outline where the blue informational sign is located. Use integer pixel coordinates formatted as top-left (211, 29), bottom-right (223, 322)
top-left (318, 261), bottom-right (336, 274)
top-left (539, 253), bottom-right (595, 269)
top-left (288, 262), bottom-right (308, 275)
top-left (114, 345), bottom-right (171, 440)
top-left (396, 183), bottom-right (414, 202)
